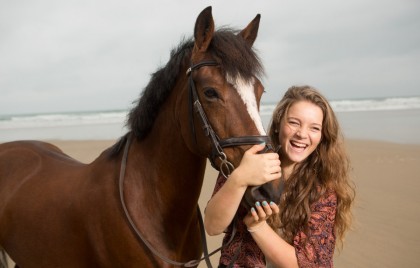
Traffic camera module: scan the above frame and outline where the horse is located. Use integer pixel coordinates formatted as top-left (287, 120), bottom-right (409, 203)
top-left (0, 6), bottom-right (282, 267)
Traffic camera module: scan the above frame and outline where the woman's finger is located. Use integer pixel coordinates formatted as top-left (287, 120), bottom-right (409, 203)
top-left (250, 207), bottom-right (259, 222)
top-left (262, 201), bottom-right (273, 216)
top-left (255, 202), bottom-right (267, 219)
top-left (269, 201), bottom-right (280, 214)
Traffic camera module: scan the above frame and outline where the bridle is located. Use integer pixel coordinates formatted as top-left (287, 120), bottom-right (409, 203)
top-left (118, 60), bottom-right (273, 268)
top-left (187, 60), bottom-right (273, 178)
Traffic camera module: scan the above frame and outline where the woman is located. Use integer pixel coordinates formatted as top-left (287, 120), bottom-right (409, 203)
top-left (204, 85), bottom-right (355, 267)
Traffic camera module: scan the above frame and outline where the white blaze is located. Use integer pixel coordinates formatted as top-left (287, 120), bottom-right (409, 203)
top-left (227, 75), bottom-right (266, 135)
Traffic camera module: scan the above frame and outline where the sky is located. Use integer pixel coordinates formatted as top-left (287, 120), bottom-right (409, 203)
top-left (1, 0), bottom-right (419, 115)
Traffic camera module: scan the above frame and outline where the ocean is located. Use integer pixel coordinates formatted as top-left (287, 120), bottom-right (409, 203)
top-left (1, 96), bottom-right (420, 144)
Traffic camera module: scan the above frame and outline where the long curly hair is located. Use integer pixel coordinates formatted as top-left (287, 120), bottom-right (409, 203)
top-left (267, 85), bottom-right (355, 248)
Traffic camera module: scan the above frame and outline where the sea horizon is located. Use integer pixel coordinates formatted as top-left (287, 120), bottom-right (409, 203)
top-left (1, 96), bottom-right (420, 144)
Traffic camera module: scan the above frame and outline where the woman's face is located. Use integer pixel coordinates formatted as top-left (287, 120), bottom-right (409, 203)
top-left (278, 100), bottom-right (323, 167)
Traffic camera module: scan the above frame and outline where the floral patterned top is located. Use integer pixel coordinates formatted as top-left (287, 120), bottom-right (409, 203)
top-left (212, 173), bottom-right (337, 268)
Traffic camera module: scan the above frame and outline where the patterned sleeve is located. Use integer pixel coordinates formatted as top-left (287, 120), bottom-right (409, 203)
top-left (293, 190), bottom-right (337, 268)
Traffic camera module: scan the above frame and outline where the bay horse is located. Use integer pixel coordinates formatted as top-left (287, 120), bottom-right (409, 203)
top-left (0, 6), bottom-right (282, 268)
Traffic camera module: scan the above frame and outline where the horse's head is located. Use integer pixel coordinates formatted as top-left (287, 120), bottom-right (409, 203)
top-left (180, 6), bottom-right (283, 209)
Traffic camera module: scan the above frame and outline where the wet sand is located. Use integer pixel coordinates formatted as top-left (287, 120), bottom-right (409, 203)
top-left (6, 139), bottom-right (420, 267)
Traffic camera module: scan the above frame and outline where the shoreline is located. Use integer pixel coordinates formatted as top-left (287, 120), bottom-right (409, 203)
top-left (2, 139), bottom-right (420, 267)
top-left (2, 108), bottom-right (420, 145)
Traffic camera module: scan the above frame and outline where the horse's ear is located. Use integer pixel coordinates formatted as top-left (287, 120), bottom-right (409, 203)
top-left (193, 6), bottom-right (215, 52)
top-left (239, 14), bottom-right (261, 47)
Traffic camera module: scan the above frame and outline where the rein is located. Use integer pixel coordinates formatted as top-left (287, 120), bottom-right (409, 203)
top-left (119, 133), bottom-right (223, 267)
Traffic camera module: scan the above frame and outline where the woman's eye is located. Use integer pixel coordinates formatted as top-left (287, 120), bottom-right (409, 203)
top-left (204, 88), bottom-right (219, 99)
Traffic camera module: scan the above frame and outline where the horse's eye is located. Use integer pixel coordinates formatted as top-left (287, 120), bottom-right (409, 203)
top-left (203, 87), bottom-right (219, 99)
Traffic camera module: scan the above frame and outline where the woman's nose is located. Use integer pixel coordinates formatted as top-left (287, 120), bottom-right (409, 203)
top-left (296, 127), bottom-right (308, 138)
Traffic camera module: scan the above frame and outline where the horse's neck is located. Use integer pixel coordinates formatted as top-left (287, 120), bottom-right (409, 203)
top-left (124, 129), bottom-right (207, 220)
top-left (131, 136), bottom-right (205, 190)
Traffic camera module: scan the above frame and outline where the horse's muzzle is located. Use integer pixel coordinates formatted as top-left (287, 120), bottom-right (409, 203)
top-left (241, 179), bottom-right (284, 210)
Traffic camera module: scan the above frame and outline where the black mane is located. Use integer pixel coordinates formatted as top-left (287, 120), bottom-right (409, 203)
top-left (109, 28), bottom-right (264, 156)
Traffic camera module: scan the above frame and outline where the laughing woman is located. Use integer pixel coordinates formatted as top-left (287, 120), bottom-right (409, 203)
top-left (205, 85), bottom-right (355, 268)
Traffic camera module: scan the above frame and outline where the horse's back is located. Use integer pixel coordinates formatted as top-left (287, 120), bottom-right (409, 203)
top-left (0, 140), bottom-right (98, 266)
top-left (0, 140), bottom-right (78, 162)
top-left (0, 140), bottom-right (82, 188)
top-left (0, 140), bottom-right (149, 267)
top-left (0, 139), bottom-right (87, 214)
top-left (0, 139), bottom-right (78, 161)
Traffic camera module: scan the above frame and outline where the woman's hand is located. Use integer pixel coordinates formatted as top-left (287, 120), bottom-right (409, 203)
top-left (233, 144), bottom-right (281, 187)
top-left (243, 201), bottom-right (299, 268)
top-left (204, 144), bottom-right (281, 236)
top-left (244, 200), bottom-right (280, 231)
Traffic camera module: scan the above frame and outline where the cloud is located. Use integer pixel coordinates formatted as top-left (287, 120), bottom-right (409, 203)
top-left (1, 0), bottom-right (419, 114)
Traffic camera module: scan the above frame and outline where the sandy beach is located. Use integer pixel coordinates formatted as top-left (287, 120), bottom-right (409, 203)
top-left (4, 139), bottom-right (420, 267)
